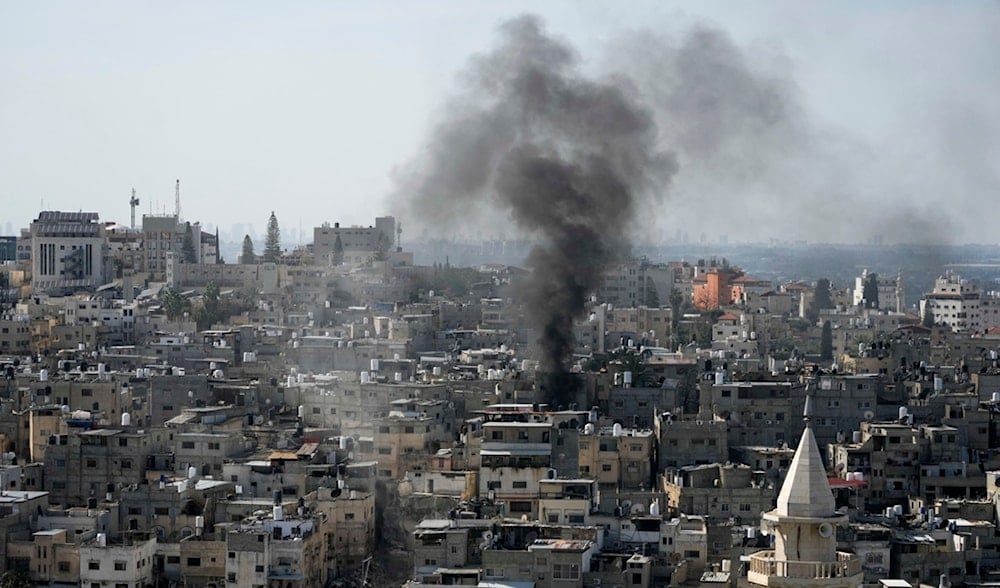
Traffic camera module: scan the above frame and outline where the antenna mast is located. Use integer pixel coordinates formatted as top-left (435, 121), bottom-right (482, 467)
top-left (174, 179), bottom-right (181, 220)
top-left (129, 188), bottom-right (140, 230)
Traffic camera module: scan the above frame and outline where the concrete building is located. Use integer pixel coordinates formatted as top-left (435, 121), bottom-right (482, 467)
top-left (30, 211), bottom-right (108, 295)
top-left (78, 533), bottom-right (157, 588)
top-left (312, 217), bottom-right (396, 265)
top-left (920, 273), bottom-right (997, 333)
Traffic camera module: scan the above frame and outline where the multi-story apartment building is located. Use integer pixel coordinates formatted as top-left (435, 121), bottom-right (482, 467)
top-left (921, 273), bottom-right (1000, 333)
top-left (43, 428), bottom-right (151, 507)
top-left (30, 211), bottom-right (108, 295)
top-left (78, 533), bottom-right (157, 588)
top-left (578, 426), bottom-right (655, 491)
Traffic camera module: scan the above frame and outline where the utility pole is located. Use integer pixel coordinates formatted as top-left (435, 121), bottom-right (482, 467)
top-left (129, 188), bottom-right (140, 230)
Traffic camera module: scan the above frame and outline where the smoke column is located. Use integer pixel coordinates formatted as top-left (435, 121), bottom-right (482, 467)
top-left (399, 15), bottom-right (675, 406)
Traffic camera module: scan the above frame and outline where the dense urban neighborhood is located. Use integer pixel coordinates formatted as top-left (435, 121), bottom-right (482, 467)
top-left (0, 207), bottom-right (999, 588)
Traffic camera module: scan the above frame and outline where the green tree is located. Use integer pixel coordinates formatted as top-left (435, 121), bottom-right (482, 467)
top-left (194, 282), bottom-right (223, 330)
top-left (182, 222), bottom-right (196, 263)
top-left (820, 320), bottom-right (834, 361)
top-left (263, 211), bottom-right (281, 263)
top-left (241, 235), bottom-right (256, 264)
top-left (332, 234), bottom-right (344, 266)
top-left (923, 303), bottom-right (935, 328)
top-left (215, 228), bottom-right (223, 264)
top-left (807, 278), bottom-right (833, 322)
top-left (668, 288), bottom-right (684, 327)
top-left (645, 279), bottom-right (660, 307)
top-left (374, 231), bottom-right (391, 261)
top-left (862, 273), bottom-right (880, 309)
top-left (161, 287), bottom-right (189, 320)
top-left (0, 569), bottom-right (32, 588)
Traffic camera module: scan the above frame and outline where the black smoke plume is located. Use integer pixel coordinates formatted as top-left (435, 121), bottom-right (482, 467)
top-left (399, 15), bottom-right (675, 406)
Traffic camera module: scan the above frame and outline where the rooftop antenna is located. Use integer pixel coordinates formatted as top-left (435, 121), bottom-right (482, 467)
top-left (174, 179), bottom-right (181, 220)
top-left (129, 188), bottom-right (140, 230)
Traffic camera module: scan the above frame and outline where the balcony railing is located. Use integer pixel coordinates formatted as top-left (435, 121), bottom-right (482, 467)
top-left (748, 551), bottom-right (861, 584)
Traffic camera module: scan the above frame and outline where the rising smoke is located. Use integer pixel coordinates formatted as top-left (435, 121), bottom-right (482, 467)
top-left (397, 15), bottom-right (676, 406)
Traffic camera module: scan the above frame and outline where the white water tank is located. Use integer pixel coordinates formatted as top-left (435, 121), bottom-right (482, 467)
top-left (188, 465), bottom-right (197, 479)
top-left (297, 405), bottom-right (304, 419)
top-left (993, 392), bottom-right (1000, 403)
top-left (649, 499), bottom-right (660, 516)
top-left (715, 369), bottom-right (725, 386)
top-left (613, 423), bottom-right (623, 437)
top-left (893, 504), bottom-right (903, 516)
top-left (96, 533), bottom-right (106, 547)
top-left (121, 413), bottom-right (131, 427)
top-left (899, 406), bottom-right (908, 420)
top-left (583, 423), bottom-right (595, 435)
top-left (934, 375), bottom-right (943, 392)
top-left (623, 371), bottom-right (633, 386)
top-left (360, 372), bottom-right (371, 384)
top-left (370, 358), bottom-right (379, 372)
top-left (39, 369), bottom-right (48, 382)
top-left (394, 372), bottom-right (402, 382)
top-left (432, 366), bottom-right (442, 377)
top-left (273, 505), bottom-right (283, 521)
top-left (852, 431), bottom-right (862, 444)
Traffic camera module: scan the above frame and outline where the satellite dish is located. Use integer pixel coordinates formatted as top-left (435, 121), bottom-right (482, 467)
top-left (864, 410), bottom-right (875, 421)
top-left (818, 522), bottom-right (834, 538)
top-left (759, 517), bottom-right (772, 536)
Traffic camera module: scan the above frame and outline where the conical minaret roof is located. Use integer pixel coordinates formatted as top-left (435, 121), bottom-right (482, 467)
top-left (775, 396), bottom-right (836, 517)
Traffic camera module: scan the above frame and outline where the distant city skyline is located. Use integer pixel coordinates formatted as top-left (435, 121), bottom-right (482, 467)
top-left (2, 2), bottom-right (998, 245)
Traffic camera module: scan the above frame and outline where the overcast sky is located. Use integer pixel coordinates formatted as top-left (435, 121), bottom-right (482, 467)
top-left (2, 2), bottom-right (998, 245)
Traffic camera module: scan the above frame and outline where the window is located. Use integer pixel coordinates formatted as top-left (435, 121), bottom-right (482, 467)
top-left (85, 459), bottom-right (97, 468)
top-left (187, 557), bottom-right (201, 567)
top-left (118, 438), bottom-right (128, 447)
top-left (207, 442), bottom-right (220, 451)
top-left (58, 561), bottom-right (70, 572)
top-left (491, 430), bottom-right (504, 440)
top-left (181, 441), bottom-right (196, 449)
top-left (487, 480), bottom-right (502, 490)
top-left (88, 561), bottom-right (100, 570)
top-left (509, 501), bottom-right (531, 512)
top-left (602, 464), bottom-right (613, 472)
top-left (114, 561), bottom-right (127, 571)
top-left (513, 481), bottom-right (527, 489)
top-left (739, 504), bottom-right (752, 512)
top-left (552, 563), bottom-right (580, 579)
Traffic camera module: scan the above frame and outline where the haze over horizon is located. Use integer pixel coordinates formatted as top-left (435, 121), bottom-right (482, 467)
top-left (2, 2), bottom-right (998, 245)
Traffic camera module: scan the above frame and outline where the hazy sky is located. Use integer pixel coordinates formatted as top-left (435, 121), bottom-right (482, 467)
top-left (2, 2), bottom-right (998, 244)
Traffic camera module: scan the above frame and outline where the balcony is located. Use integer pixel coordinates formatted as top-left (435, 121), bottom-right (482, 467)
top-left (747, 551), bottom-right (862, 587)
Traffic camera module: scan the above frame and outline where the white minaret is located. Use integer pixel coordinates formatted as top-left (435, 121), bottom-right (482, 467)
top-left (747, 396), bottom-right (862, 588)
